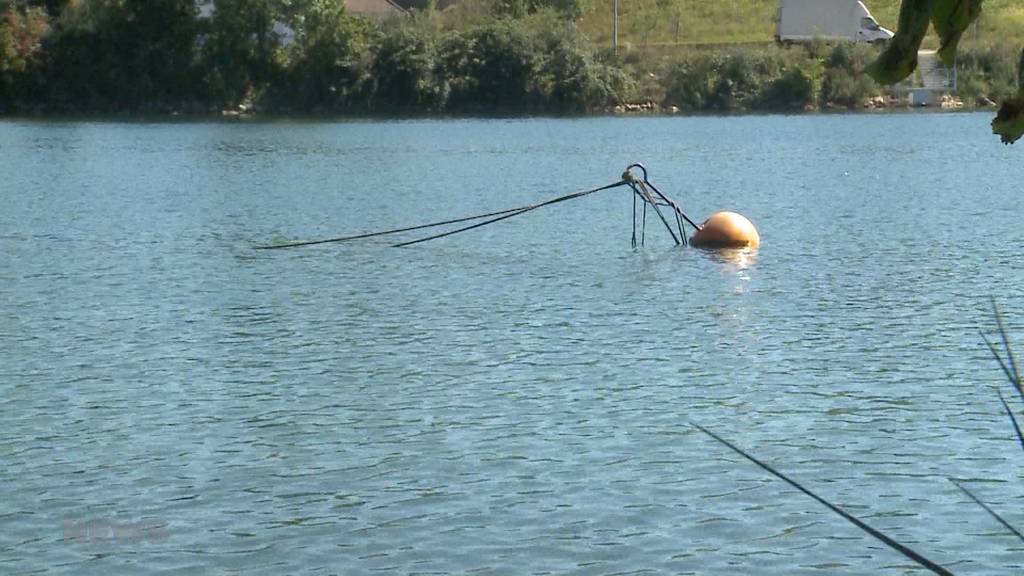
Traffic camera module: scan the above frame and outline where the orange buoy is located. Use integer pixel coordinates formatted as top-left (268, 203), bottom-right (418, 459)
top-left (690, 211), bottom-right (760, 249)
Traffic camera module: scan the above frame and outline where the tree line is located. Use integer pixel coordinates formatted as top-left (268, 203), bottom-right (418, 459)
top-left (0, 0), bottom-right (1019, 116)
top-left (0, 0), bottom-right (628, 114)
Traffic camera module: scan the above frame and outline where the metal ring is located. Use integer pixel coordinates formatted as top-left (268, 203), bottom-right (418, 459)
top-left (625, 163), bottom-right (648, 183)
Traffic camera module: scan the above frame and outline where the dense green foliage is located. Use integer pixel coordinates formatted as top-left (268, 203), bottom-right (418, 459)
top-left (957, 42), bottom-right (1021, 103)
top-left (0, 0), bottom-right (631, 114)
top-left (0, 5), bottom-right (48, 109)
top-left (370, 16), bottom-right (445, 110)
top-left (819, 42), bottom-right (879, 109)
top-left (45, 0), bottom-right (202, 111)
top-left (278, 0), bottom-right (376, 111)
top-left (660, 47), bottom-right (818, 112)
top-left (0, 0), bottom-right (1019, 118)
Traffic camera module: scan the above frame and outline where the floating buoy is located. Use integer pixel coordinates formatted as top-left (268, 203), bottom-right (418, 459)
top-left (691, 211), bottom-right (760, 249)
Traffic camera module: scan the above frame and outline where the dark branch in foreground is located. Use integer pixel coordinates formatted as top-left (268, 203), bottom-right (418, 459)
top-left (691, 423), bottom-right (955, 576)
top-left (949, 479), bottom-right (1024, 544)
top-left (982, 300), bottom-right (1024, 453)
top-left (985, 299), bottom-right (1024, 401)
top-left (995, 388), bottom-right (1024, 452)
top-left (991, 298), bottom-right (1023, 399)
top-left (981, 330), bottom-right (1016, 390)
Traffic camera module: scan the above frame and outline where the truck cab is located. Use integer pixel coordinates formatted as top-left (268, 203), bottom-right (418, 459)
top-left (856, 11), bottom-right (894, 44)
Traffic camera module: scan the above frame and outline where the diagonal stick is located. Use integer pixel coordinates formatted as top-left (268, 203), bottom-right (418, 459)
top-left (691, 423), bottom-right (955, 576)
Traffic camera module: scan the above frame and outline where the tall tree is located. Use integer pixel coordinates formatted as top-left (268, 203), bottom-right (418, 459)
top-left (282, 0), bottom-right (373, 111)
top-left (0, 5), bottom-right (49, 109)
top-left (202, 0), bottom-right (281, 106)
top-left (118, 0), bottom-right (201, 108)
top-left (44, 0), bottom-right (199, 111)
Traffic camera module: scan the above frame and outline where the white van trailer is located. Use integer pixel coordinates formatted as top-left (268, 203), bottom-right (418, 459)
top-left (776, 0), bottom-right (894, 44)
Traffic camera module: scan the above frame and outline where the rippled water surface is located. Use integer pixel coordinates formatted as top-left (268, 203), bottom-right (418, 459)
top-left (2, 114), bottom-right (1024, 575)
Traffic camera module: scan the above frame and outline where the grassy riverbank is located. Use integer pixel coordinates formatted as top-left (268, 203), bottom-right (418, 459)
top-left (576, 0), bottom-right (1024, 49)
top-left (0, 0), bottom-right (1020, 116)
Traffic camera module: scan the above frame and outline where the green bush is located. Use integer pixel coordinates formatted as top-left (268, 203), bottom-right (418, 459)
top-left (758, 67), bottom-right (813, 110)
top-left (709, 51), bottom-right (763, 110)
top-left (439, 19), bottom-right (537, 111)
top-left (372, 16), bottom-right (446, 111)
top-left (660, 54), bottom-right (717, 111)
top-left (819, 67), bottom-right (878, 108)
top-left (818, 43), bottom-right (880, 108)
top-left (660, 46), bottom-right (814, 112)
top-left (200, 0), bottom-right (269, 108)
top-left (41, 0), bottom-right (203, 112)
top-left (530, 18), bottom-right (632, 112)
top-left (957, 42), bottom-right (1019, 103)
top-left (824, 41), bottom-right (879, 71)
top-left (277, 0), bottom-right (375, 112)
top-left (0, 6), bottom-right (49, 110)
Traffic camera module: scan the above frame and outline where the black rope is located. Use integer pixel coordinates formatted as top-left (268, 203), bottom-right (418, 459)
top-left (392, 180), bottom-right (628, 248)
top-left (675, 209), bottom-right (687, 246)
top-left (256, 181), bottom-right (626, 250)
top-left (255, 205), bottom-right (529, 250)
top-left (641, 193), bottom-right (647, 246)
top-left (644, 178), bottom-right (702, 232)
top-left (631, 191), bottom-right (638, 248)
top-left (628, 183), bottom-right (649, 246)
top-left (635, 180), bottom-right (680, 246)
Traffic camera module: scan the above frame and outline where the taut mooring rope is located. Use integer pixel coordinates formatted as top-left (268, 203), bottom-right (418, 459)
top-left (256, 179), bottom-right (629, 250)
top-left (255, 205), bottom-right (530, 250)
top-left (392, 180), bottom-right (628, 248)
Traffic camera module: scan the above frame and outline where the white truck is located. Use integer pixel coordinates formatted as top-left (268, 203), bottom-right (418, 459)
top-left (776, 0), bottom-right (894, 44)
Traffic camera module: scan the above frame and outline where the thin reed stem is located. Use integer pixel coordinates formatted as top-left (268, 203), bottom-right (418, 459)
top-left (950, 479), bottom-right (1024, 544)
top-left (692, 423), bottom-right (955, 576)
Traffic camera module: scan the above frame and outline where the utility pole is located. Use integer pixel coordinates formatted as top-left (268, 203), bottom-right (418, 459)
top-left (610, 0), bottom-right (618, 53)
top-left (1019, 47), bottom-right (1024, 88)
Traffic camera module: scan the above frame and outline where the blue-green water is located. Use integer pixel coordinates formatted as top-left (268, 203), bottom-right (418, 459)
top-left (1, 114), bottom-right (1023, 575)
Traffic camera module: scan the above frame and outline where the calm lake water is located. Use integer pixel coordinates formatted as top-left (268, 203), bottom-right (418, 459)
top-left (2, 113), bottom-right (1023, 575)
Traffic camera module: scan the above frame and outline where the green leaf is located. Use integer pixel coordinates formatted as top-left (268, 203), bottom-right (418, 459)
top-left (867, 0), bottom-right (934, 85)
top-left (930, 0), bottom-right (982, 68)
top-left (992, 89), bottom-right (1024, 145)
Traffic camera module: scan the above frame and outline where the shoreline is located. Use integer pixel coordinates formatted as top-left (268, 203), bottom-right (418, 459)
top-left (0, 103), bottom-right (1000, 124)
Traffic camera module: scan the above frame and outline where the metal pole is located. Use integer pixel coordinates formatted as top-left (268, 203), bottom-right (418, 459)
top-left (1019, 47), bottom-right (1024, 88)
top-left (632, 190), bottom-right (637, 248)
top-left (612, 0), bottom-right (618, 54)
top-left (635, 181), bottom-right (680, 246)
